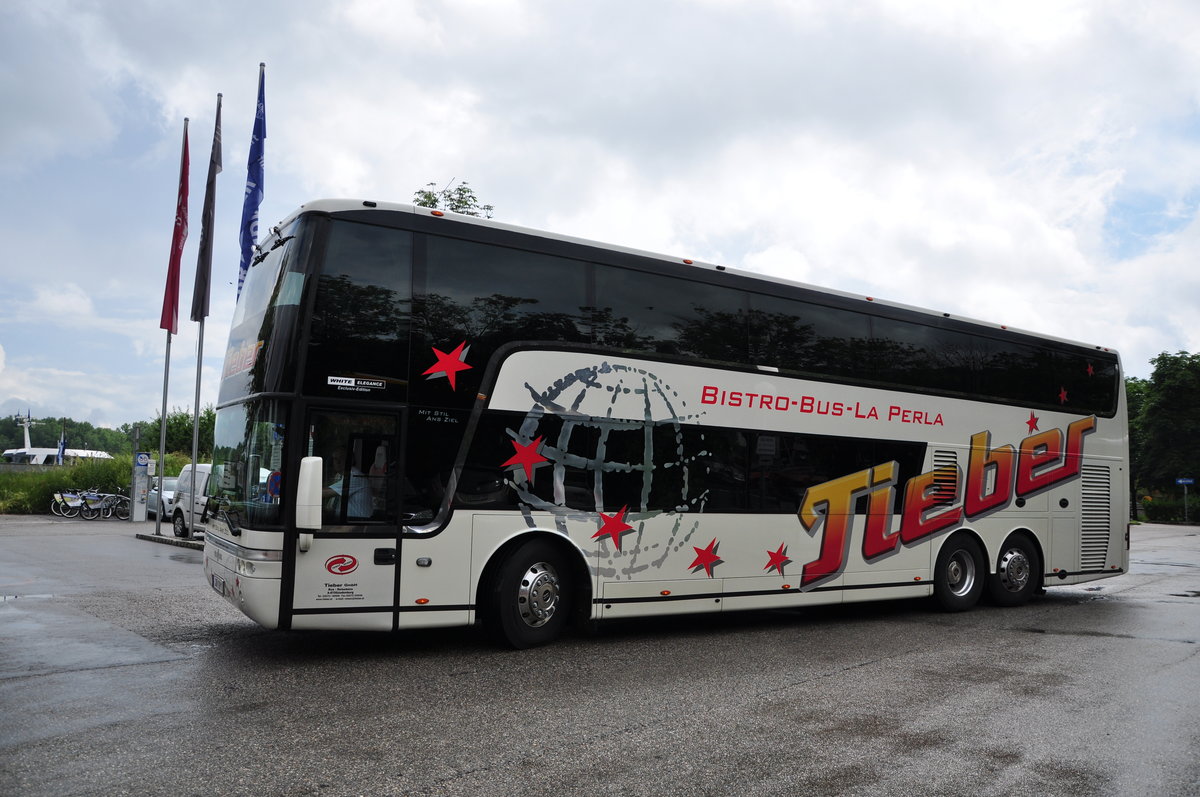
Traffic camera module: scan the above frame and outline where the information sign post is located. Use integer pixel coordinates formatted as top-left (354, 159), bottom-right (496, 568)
top-left (132, 452), bottom-right (150, 522)
top-left (1177, 477), bottom-right (1194, 523)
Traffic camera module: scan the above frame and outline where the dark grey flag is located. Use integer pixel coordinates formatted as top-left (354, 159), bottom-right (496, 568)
top-left (192, 93), bottom-right (222, 322)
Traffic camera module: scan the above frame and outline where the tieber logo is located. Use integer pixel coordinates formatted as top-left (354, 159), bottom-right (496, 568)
top-left (325, 554), bottom-right (358, 575)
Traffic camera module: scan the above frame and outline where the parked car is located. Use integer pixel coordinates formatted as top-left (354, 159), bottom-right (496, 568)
top-left (171, 464), bottom-right (212, 538)
top-left (147, 476), bottom-right (178, 518)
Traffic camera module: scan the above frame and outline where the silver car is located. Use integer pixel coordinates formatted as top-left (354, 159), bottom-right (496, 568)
top-left (147, 476), bottom-right (178, 518)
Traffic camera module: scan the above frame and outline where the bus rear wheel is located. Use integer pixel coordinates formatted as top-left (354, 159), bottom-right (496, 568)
top-left (934, 535), bottom-right (984, 612)
top-left (987, 535), bottom-right (1040, 607)
top-left (487, 539), bottom-right (571, 649)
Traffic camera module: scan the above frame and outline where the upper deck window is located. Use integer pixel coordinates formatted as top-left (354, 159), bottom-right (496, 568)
top-left (410, 234), bottom-right (589, 407)
top-left (304, 220), bottom-right (413, 400)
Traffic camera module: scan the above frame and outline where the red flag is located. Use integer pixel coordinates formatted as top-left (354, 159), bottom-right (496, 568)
top-left (160, 119), bottom-right (190, 334)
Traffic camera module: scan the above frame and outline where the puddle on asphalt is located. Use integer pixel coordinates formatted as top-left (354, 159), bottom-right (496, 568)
top-left (1022, 627), bottom-right (1138, 640)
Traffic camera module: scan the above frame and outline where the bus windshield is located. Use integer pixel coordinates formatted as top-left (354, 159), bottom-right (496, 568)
top-left (209, 399), bottom-right (289, 529)
top-left (218, 217), bottom-right (310, 405)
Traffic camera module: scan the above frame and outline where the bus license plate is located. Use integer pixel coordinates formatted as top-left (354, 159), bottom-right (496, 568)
top-left (210, 573), bottom-right (226, 596)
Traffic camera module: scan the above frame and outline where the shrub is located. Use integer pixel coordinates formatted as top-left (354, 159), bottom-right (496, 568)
top-left (0, 456), bottom-right (136, 515)
top-left (0, 470), bottom-right (44, 514)
top-left (1141, 497), bottom-right (1193, 522)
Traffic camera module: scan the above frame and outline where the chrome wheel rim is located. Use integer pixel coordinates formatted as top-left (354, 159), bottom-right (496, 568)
top-left (997, 549), bottom-right (1031, 592)
top-left (946, 549), bottom-right (977, 597)
top-left (517, 561), bottom-right (560, 628)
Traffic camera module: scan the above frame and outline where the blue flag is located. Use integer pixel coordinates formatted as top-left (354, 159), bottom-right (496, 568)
top-left (238, 63), bottom-right (266, 300)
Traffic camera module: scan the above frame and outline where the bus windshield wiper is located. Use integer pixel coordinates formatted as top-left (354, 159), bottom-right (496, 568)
top-left (250, 234), bottom-right (295, 269)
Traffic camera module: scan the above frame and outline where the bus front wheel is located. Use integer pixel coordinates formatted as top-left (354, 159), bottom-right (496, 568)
top-left (934, 535), bottom-right (984, 612)
top-left (487, 539), bottom-right (571, 649)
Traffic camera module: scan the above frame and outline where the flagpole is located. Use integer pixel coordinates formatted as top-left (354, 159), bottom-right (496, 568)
top-left (156, 331), bottom-right (172, 535)
top-left (189, 95), bottom-right (222, 537)
top-left (191, 317), bottom-right (204, 532)
top-left (157, 117), bottom-right (190, 536)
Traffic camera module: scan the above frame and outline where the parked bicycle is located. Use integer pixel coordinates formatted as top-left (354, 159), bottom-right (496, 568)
top-left (49, 488), bottom-right (87, 518)
top-left (80, 488), bottom-right (131, 521)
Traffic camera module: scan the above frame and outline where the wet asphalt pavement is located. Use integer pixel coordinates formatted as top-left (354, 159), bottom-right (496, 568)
top-left (0, 516), bottom-right (1197, 796)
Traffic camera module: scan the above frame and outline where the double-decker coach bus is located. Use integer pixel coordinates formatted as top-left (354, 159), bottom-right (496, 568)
top-left (202, 199), bottom-right (1128, 648)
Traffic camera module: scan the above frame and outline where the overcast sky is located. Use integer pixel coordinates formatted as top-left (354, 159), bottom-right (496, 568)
top-left (2, 0), bottom-right (1199, 432)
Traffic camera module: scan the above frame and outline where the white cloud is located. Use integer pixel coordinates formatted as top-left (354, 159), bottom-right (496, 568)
top-left (875, 0), bottom-right (1092, 49)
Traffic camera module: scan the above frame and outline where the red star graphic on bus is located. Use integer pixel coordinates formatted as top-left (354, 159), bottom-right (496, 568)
top-left (422, 341), bottom-right (473, 390)
top-left (1087, 363), bottom-right (1095, 377)
top-left (764, 542), bottom-right (791, 575)
top-left (1026, 411), bottom-right (1040, 434)
top-left (592, 506), bottom-right (635, 550)
top-left (1058, 386), bottom-right (1069, 405)
top-left (689, 538), bottom-right (722, 578)
top-left (501, 436), bottom-right (547, 483)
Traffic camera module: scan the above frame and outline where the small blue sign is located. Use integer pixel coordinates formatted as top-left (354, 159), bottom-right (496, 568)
top-left (1177, 477), bottom-right (1194, 485)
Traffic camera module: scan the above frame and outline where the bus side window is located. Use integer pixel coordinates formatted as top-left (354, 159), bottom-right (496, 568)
top-left (309, 412), bottom-right (400, 527)
top-left (405, 408), bottom-right (471, 522)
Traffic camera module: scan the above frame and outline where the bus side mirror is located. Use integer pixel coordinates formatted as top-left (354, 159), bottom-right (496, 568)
top-left (296, 456), bottom-right (323, 532)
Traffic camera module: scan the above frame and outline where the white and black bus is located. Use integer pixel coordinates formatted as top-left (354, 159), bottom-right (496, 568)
top-left (202, 199), bottom-right (1128, 647)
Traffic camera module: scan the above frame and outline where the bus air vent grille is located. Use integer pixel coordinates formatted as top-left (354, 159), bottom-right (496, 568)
top-left (1080, 465), bottom-right (1111, 569)
top-left (931, 450), bottom-right (958, 507)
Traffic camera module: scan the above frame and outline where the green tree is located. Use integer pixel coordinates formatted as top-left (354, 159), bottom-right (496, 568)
top-left (1132, 352), bottom-right (1200, 493)
top-left (413, 180), bottom-right (495, 218)
top-left (1126, 375), bottom-right (1149, 492)
top-left (141, 406), bottom-right (216, 459)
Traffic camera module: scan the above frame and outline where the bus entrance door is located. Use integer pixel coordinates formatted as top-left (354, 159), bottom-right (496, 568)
top-left (290, 535), bottom-right (397, 631)
top-left (289, 410), bottom-right (402, 631)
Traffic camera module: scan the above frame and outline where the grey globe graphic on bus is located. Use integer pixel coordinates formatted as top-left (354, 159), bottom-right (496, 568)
top-left (496, 361), bottom-right (715, 573)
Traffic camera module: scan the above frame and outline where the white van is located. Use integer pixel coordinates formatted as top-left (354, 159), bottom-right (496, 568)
top-left (171, 464), bottom-right (212, 539)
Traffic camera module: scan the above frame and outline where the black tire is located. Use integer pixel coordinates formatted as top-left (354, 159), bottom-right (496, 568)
top-left (486, 539), bottom-right (572, 649)
top-left (81, 505), bottom-right (100, 520)
top-left (63, 501), bottom-right (80, 518)
top-left (172, 511), bottom-right (189, 538)
top-left (50, 498), bottom-right (63, 516)
top-left (987, 534), bottom-right (1041, 607)
top-left (115, 498), bottom-right (131, 521)
top-left (933, 535), bottom-right (985, 612)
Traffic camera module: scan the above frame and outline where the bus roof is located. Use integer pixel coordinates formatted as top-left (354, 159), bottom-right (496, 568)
top-left (280, 198), bottom-right (1121, 359)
